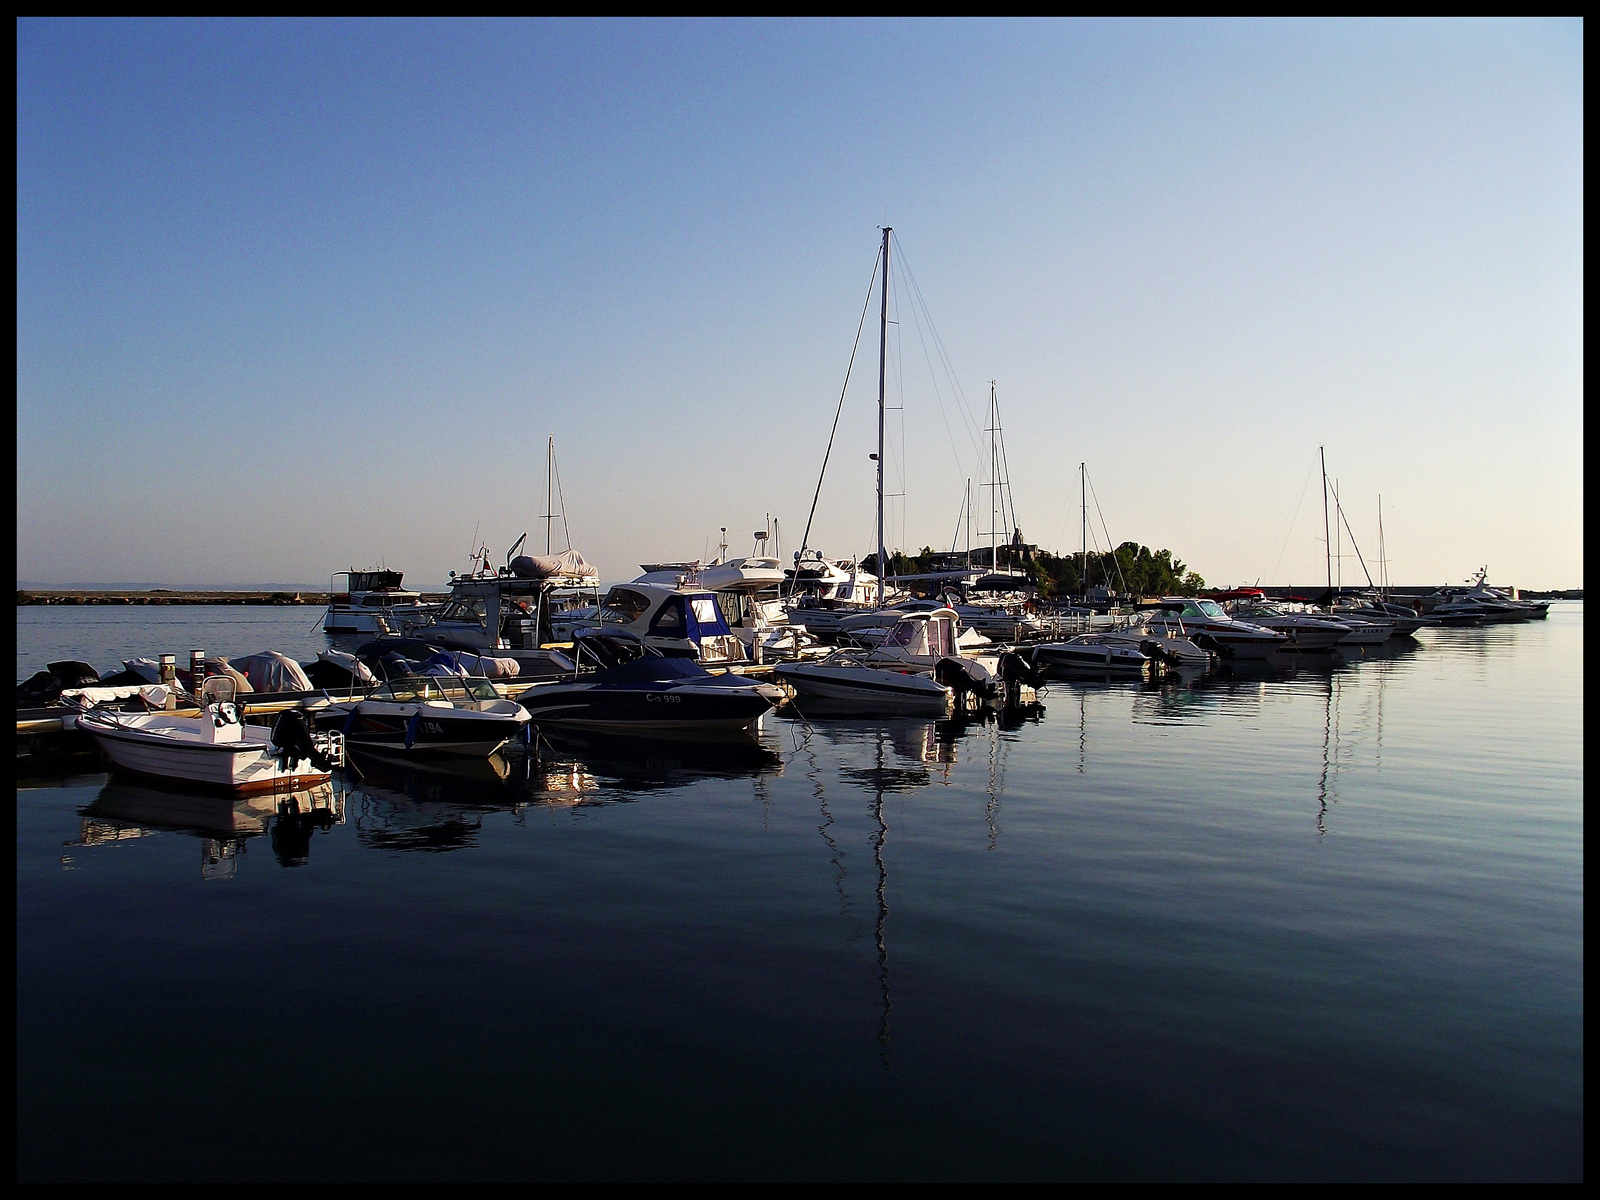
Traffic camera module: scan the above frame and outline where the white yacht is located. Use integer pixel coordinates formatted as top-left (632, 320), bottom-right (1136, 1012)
top-left (323, 569), bottom-right (442, 635)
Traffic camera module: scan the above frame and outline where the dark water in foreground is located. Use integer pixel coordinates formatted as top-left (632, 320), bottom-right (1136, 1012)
top-left (16, 606), bottom-right (1583, 1180)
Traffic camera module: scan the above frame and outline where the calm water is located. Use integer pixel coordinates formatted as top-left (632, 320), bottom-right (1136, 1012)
top-left (17, 605), bottom-right (1583, 1180)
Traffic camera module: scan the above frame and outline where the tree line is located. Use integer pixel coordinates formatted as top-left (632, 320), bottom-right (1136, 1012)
top-left (865, 544), bottom-right (1205, 599)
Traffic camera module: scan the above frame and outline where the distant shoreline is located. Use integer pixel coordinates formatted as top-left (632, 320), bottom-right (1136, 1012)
top-left (16, 589), bottom-right (451, 606)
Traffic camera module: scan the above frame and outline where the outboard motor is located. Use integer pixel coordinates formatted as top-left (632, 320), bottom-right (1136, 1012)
top-left (997, 649), bottom-right (1047, 689)
top-left (934, 656), bottom-right (999, 708)
top-left (270, 710), bottom-right (331, 772)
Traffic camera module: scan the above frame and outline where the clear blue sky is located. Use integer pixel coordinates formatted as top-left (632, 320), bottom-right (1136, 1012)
top-left (18, 18), bottom-right (1583, 589)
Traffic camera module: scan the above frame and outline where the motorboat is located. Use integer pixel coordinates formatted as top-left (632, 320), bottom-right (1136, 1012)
top-left (777, 552), bottom-right (895, 636)
top-left (311, 674), bottom-right (532, 758)
top-left (580, 581), bottom-right (748, 664)
top-left (1025, 636), bottom-right (1152, 674)
top-left (322, 568), bottom-right (442, 635)
top-left (76, 677), bottom-right (342, 793)
top-left (1327, 593), bottom-right (1426, 637)
top-left (775, 607), bottom-right (1026, 712)
top-left (1097, 614), bottom-right (1215, 668)
top-left (517, 631), bottom-right (785, 734)
top-left (395, 548), bottom-right (599, 679)
top-left (1225, 602), bottom-right (1354, 652)
top-left (1423, 569), bottom-right (1548, 623)
top-left (774, 650), bottom-right (955, 713)
top-left (1137, 598), bottom-right (1288, 660)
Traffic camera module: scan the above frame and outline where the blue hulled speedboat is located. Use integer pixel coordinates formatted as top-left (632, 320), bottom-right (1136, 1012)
top-left (517, 632), bottom-right (785, 734)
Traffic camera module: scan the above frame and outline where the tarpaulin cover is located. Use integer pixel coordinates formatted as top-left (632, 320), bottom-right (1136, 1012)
top-left (316, 649), bottom-right (377, 685)
top-left (510, 549), bottom-right (600, 580)
top-left (231, 651), bottom-right (313, 694)
top-left (451, 651), bottom-right (519, 678)
top-left (203, 657), bottom-right (255, 693)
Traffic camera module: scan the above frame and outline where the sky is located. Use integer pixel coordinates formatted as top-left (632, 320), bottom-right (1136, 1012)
top-left (17, 18), bottom-right (1584, 590)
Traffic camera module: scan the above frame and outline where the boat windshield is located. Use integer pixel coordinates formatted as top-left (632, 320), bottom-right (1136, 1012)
top-left (370, 676), bottom-right (502, 704)
top-left (1195, 599), bottom-right (1227, 619)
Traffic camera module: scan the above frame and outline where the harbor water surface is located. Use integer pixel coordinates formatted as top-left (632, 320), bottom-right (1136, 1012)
top-left (16, 604), bottom-right (1583, 1180)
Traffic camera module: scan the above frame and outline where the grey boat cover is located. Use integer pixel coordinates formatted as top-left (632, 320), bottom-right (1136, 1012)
top-left (231, 650), bottom-right (314, 694)
top-left (510, 550), bottom-right (599, 580)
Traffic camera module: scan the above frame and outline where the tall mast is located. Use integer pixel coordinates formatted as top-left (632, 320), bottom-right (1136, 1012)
top-left (1080, 462), bottom-right (1087, 596)
top-left (876, 227), bottom-right (890, 605)
top-left (545, 436), bottom-right (554, 555)
top-left (1378, 495), bottom-right (1386, 595)
top-left (966, 480), bottom-right (972, 567)
top-left (979, 385), bottom-right (992, 572)
top-left (1320, 446), bottom-right (1332, 596)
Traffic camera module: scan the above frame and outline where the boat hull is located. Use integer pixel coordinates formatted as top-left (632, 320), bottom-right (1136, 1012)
top-left (520, 683), bottom-right (779, 732)
top-left (81, 722), bottom-right (329, 794)
top-left (774, 663), bottom-right (952, 713)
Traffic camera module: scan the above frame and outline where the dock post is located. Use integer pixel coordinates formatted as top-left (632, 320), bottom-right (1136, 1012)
top-left (159, 654), bottom-right (178, 708)
top-left (190, 649), bottom-right (205, 695)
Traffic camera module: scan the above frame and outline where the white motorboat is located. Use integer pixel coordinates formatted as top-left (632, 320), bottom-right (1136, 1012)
top-left (1226, 602), bottom-right (1354, 652)
top-left (775, 607), bottom-right (1020, 712)
top-left (1138, 598), bottom-right (1288, 660)
top-left (775, 651), bottom-right (954, 713)
top-left (323, 568), bottom-right (442, 635)
top-left (1026, 637), bottom-right (1152, 673)
top-left (311, 674), bottom-right (532, 758)
top-left (76, 677), bottom-right (341, 793)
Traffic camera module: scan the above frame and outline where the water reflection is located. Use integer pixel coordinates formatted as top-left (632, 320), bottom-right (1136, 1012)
top-left (67, 778), bottom-right (344, 878)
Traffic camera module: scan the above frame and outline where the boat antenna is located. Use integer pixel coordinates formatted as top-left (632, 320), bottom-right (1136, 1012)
top-left (877, 226), bottom-right (891, 605)
top-left (792, 243), bottom-right (881, 598)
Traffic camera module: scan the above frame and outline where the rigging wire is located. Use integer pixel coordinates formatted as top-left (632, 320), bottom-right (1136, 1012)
top-left (893, 235), bottom-right (985, 468)
top-left (1085, 468), bottom-right (1129, 594)
top-left (1266, 464), bottom-right (1316, 587)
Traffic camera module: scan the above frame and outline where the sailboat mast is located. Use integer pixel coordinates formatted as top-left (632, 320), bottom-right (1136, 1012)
top-left (876, 228), bottom-right (891, 605)
top-left (1378, 495), bottom-right (1386, 595)
top-left (1080, 462), bottom-right (1087, 596)
top-left (545, 436), bottom-right (553, 555)
top-left (989, 382), bottom-right (998, 573)
top-left (1320, 446), bottom-right (1332, 596)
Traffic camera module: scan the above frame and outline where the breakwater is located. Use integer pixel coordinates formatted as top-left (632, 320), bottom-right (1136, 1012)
top-left (16, 589), bottom-right (450, 606)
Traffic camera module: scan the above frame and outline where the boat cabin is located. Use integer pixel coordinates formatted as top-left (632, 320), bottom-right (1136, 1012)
top-left (593, 583), bottom-right (744, 663)
top-left (864, 608), bottom-right (960, 666)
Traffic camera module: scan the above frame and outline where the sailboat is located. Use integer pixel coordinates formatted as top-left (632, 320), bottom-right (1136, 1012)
top-left (773, 230), bottom-right (1035, 712)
